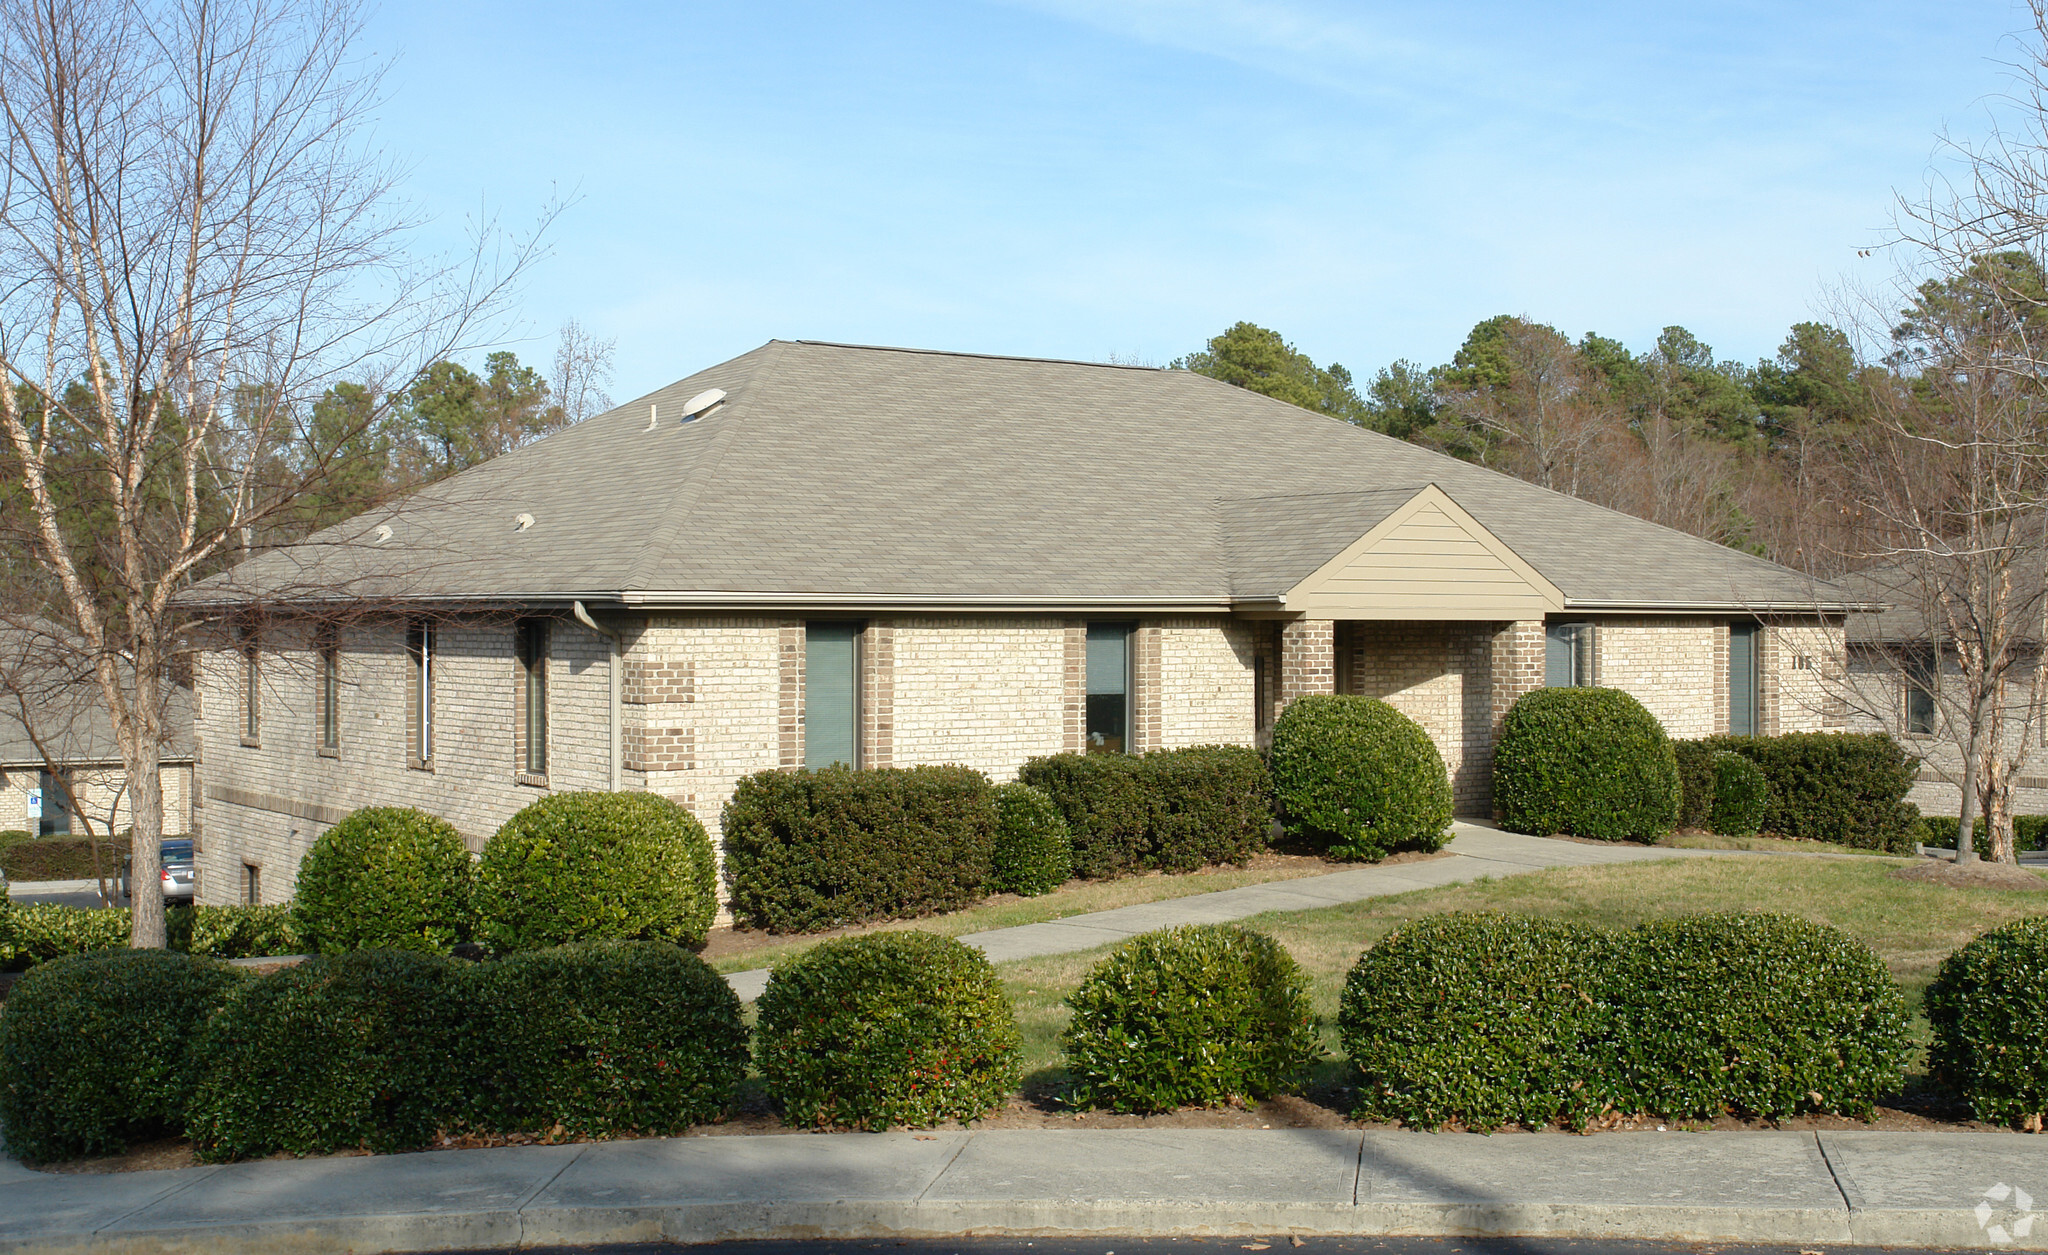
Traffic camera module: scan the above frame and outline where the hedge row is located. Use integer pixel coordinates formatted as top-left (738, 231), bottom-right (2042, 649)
top-left (1018, 746), bottom-right (1271, 879)
top-left (1913, 815), bottom-right (2048, 857)
top-left (722, 766), bottom-right (999, 933)
top-left (0, 834), bottom-right (131, 882)
top-left (1341, 911), bottom-right (1911, 1129)
top-left (1692, 733), bottom-right (1920, 852)
top-left (0, 940), bottom-right (749, 1163)
top-left (1, 902), bottom-right (299, 972)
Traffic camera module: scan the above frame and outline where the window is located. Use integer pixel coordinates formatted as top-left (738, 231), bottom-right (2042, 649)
top-left (316, 631), bottom-right (339, 754)
top-left (242, 862), bottom-right (261, 906)
top-left (37, 768), bottom-right (70, 837)
top-left (1545, 622), bottom-right (1595, 687)
top-left (407, 621), bottom-right (434, 768)
top-left (1729, 622), bottom-right (1761, 737)
top-left (1905, 652), bottom-right (1937, 735)
top-left (516, 618), bottom-right (548, 776)
top-left (1086, 622), bottom-right (1133, 754)
top-left (240, 631), bottom-right (260, 744)
top-left (805, 622), bottom-right (860, 769)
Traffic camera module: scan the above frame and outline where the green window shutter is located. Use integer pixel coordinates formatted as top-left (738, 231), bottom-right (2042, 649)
top-left (1729, 623), bottom-right (1759, 736)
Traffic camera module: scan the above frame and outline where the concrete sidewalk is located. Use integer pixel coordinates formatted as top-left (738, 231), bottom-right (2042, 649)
top-left (2, 1126), bottom-right (2042, 1253)
top-left (725, 823), bottom-right (1759, 999)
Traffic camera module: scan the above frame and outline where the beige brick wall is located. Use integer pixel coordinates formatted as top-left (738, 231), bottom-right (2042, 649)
top-left (194, 614), bottom-right (614, 904)
top-left (1156, 618), bottom-right (1259, 749)
top-left (625, 615), bottom-right (788, 844)
top-left (887, 616), bottom-right (1068, 778)
top-left (1338, 621), bottom-right (1497, 812)
top-left (1593, 617), bottom-right (1720, 739)
top-left (0, 762), bottom-right (190, 836)
top-left (1772, 618), bottom-right (1847, 734)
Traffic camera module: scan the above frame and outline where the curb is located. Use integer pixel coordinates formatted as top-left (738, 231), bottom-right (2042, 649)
top-left (7, 1127), bottom-right (2047, 1254)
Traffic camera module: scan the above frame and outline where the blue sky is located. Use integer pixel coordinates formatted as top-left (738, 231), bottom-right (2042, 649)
top-left (363, 1), bottom-right (2031, 398)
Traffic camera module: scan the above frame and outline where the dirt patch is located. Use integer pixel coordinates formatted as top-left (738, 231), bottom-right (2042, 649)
top-left (1891, 858), bottom-right (2048, 891)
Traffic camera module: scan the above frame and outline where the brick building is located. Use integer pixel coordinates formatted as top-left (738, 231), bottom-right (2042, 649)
top-left (183, 341), bottom-right (1855, 904)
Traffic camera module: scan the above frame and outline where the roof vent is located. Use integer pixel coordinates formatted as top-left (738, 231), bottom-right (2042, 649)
top-left (513, 512), bottom-right (534, 532)
top-left (680, 388), bottom-right (726, 421)
top-left (371, 524), bottom-right (393, 544)
top-left (643, 403), bottom-right (658, 432)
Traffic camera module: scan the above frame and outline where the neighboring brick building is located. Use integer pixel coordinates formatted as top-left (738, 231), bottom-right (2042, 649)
top-left (183, 341), bottom-right (1858, 904)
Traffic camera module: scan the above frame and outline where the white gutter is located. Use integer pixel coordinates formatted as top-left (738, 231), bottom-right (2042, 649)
top-left (572, 601), bottom-right (622, 793)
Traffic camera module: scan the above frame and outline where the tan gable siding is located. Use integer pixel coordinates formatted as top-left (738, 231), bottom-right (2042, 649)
top-left (1286, 488), bottom-right (1563, 620)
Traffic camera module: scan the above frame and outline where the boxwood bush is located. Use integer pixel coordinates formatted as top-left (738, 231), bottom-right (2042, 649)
top-left (1018, 745), bottom-right (1272, 878)
top-left (1017, 753), bottom-right (1153, 878)
top-left (0, 833), bottom-right (128, 882)
top-left (1708, 751), bottom-right (1770, 838)
top-left (1925, 917), bottom-right (2048, 1124)
top-left (1601, 913), bottom-right (1909, 1119)
top-left (481, 940), bottom-right (749, 1137)
top-left (1, 903), bottom-right (301, 971)
top-left (754, 931), bottom-right (1021, 1129)
top-left (1144, 745), bottom-right (1273, 871)
top-left (1674, 739), bottom-right (1717, 831)
top-left (721, 766), bottom-right (996, 933)
top-left (1494, 687), bottom-right (1680, 841)
top-left (1701, 732), bottom-right (1919, 852)
top-left (1339, 913), bottom-right (1610, 1131)
top-left (292, 807), bottom-right (474, 954)
top-left (1061, 924), bottom-right (1319, 1113)
top-left (989, 782), bottom-right (1072, 896)
top-left (475, 792), bottom-right (718, 951)
top-left (1269, 695), bottom-right (1451, 860)
top-left (172, 903), bottom-right (302, 959)
top-left (0, 950), bottom-right (244, 1162)
top-left (185, 949), bottom-right (489, 1160)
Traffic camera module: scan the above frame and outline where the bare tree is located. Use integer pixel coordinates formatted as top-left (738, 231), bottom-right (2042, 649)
top-left (1433, 318), bottom-right (1619, 498)
top-left (550, 318), bottom-right (615, 426)
top-left (0, 0), bottom-right (549, 946)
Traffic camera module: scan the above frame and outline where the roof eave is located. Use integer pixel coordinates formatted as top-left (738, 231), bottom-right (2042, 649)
top-left (1561, 598), bottom-right (1865, 615)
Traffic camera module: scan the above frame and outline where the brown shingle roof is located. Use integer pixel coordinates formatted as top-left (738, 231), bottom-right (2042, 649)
top-left (192, 340), bottom-right (1848, 612)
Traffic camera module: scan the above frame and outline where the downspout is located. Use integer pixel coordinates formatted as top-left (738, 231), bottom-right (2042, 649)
top-left (572, 602), bottom-right (622, 793)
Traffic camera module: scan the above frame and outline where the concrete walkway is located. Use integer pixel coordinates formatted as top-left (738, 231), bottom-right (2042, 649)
top-left (4, 1126), bottom-right (2045, 1252)
top-left (724, 822), bottom-right (1759, 999)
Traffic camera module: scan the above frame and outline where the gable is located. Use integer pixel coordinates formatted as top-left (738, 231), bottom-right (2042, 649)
top-left (1283, 485), bottom-right (1564, 619)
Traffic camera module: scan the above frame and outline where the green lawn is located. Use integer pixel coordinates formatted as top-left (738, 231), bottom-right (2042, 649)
top-left (996, 854), bottom-right (2048, 1088)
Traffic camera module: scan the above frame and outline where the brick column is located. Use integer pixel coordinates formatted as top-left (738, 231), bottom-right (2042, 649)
top-left (861, 622), bottom-right (895, 769)
top-left (1481, 619), bottom-right (1547, 817)
top-left (1279, 619), bottom-right (1336, 709)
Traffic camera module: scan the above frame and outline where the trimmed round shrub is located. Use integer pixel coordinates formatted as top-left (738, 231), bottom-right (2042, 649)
top-left (0, 950), bottom-right (243, 1162)
top-left (1270, 695), bottom-right (1451, 861)
top-left (1016, 753), bottom-right (1152, 879)
top-left (722, 766), bottom-right (997, 932)
top-left (1339, 913), bottom-right (1610, 1131)
top-left (1673, 740), bottom-right (1716, 831)
top-left (1708, 751), bottom-right (1770, 838)
top-left (755, 932), bottom-right (1021, 1130)
top-left (482, 941), bottom-right (749, 1137)
top-left (292, 807), bottom-right (474, 954)
top-left (1060, 924), bottom-right (1319, 1113)
top-left (185, 949), bottom-right (488, 1160)
top-left (1601, 913), bottom-right (1909, 1120)
top-left (1494, 687), bottom-right (1680, 841)
top-left (1925, 917), bottom-right (2048, 1124)
top-left (1143, 745), bottom-right (1273, 871)
top-left (989, 783), bottom-right (1072, 896)
top-left (475, 792), bottom-right (717, 952)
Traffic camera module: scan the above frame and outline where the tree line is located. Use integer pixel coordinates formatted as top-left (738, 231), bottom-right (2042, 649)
top-left (1173, 309), bottom-right (1888, 575)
